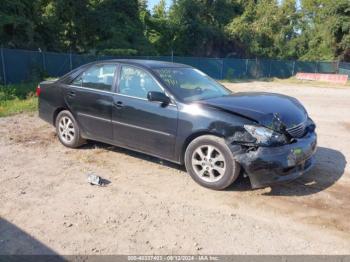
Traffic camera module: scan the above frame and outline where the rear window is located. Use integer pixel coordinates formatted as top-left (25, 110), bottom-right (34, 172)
top-left (71, 64), bottom-right (117, 91)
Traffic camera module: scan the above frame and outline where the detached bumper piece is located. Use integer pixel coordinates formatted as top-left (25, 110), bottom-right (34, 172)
top-left (235, 132), bottom-right (317, 189)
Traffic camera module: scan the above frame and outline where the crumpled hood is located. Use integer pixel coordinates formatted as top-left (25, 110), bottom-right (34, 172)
top-left (200, 92), bottom-right (308, 131)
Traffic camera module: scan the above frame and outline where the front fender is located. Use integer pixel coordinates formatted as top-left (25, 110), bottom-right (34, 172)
top-left (174, 103), bottom-right (254, 163)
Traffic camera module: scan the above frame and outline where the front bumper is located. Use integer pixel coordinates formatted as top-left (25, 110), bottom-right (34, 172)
top-left (234, 132), bottom-right (317, 189)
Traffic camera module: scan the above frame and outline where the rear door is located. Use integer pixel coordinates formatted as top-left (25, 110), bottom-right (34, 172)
top-left (112, 65), bottom-right (178, 160)
top-left (64, 63), bottom-right (117, 141)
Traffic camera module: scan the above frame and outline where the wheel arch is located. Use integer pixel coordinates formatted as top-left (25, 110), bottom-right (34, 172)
top-left (53, 107), bottom-right (69, 125)
top-left (180, 131), bottom-right (225, 164)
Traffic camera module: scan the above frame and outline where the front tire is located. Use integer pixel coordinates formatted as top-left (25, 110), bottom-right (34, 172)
top-left (55, 110), bottom-right (85, 148)
top-left (184, 135), bottom-right (240, 190)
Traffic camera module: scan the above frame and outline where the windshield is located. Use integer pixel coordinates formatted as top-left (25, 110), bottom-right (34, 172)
top-left (155, 67), bottom-right (231, 102)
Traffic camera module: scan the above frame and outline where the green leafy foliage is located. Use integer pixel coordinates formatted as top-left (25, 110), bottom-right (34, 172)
top-left (0, 83), bottom-right (38, 117)
top-left (0, 83), bottom-right (37, 100)
top-left (0, 97), bottom-right (37, 117)
top-left (0, 0), bottom-right (349, 61)
top-left (100, 49), bottom-right (138, 56)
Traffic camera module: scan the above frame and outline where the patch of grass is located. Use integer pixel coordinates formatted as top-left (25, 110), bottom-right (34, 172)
top-left (0, 83), bottom-right (37, 100)
top-left (0, 83), bottom-right (38, 117)
top-left (220, 77), bottom-right (274, 83)
top-left (221, 76), bottom-right (350, 88)
top-left (0, 96), bottom-right (37, 117)
top-left (272, 77), bottom-right (350, 88)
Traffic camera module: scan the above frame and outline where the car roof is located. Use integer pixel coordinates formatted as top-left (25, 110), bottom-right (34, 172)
top-left (100, 59), bottom-right (191, 69)
top-left (59, 59), bottom-right (192, 83)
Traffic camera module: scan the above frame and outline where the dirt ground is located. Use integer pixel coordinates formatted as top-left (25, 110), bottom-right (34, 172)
top-left (0, 81), bottom-right (349, 255)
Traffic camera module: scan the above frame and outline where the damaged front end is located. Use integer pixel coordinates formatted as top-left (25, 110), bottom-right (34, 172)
top-left (226, 114), bottom-right (317, 189)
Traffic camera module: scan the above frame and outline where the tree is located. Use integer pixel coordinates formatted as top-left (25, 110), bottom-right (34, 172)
top-left (93, 0), bottom-right (155, 55)
top-left (332, 0), bottom-right (350, 61)
top-left (298, 0), bottom-right (350, 61)
top-left (145, 0), bottom-right (175, 55)
top-left (0, 0), bottom-right (42, 49)
top-left (0, 0), bottom-right (349, 61)
top-left (52, 0), bottom-right (95, 52)
top-left (168, 0), bottom-right (243, 57)
top-left (226, 0), bottom-right (302, 59)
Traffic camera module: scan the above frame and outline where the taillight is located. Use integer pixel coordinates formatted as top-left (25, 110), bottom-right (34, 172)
top-left (36, 85), bottom-right (41, 97)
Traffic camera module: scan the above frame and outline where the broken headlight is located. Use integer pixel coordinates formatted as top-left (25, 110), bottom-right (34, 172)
top-left (244, 125), bottom-right (288, 146)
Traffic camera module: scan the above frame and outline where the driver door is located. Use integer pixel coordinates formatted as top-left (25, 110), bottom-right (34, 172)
top-left (112, 65), bottom-right (178, 160)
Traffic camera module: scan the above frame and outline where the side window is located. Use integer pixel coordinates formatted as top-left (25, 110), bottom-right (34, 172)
top-left (72, 64), bottom-right (117, 91)
top-left (118, 66), bottom-right (163, 99)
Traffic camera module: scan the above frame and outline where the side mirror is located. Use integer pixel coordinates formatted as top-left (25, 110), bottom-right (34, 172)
top-left (147, 91), bottom-right (171, 105)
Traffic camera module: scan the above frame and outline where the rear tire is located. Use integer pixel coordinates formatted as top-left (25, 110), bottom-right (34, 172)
top-left (184, 135), bottom-right (240, 190)
top-left (55, 110), bottom-right (85, 148)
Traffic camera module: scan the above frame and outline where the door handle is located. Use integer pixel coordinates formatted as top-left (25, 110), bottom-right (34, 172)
top-left (114, 101), bottom-right (123, 109)
top-left (67, 91), bottom-right (76, 98)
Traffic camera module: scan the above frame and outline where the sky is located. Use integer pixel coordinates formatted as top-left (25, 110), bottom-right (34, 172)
top-left (147, 0), bottom-right (170, 11)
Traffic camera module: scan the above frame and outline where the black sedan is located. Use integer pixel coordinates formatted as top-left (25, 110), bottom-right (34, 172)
top-left (37, 60), bottom-right (317, 190)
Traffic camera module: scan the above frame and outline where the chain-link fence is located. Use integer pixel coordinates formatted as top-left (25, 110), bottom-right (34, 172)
top-left (339, 62), bottom-right (350, 77)
top-left (0, 48), bottom-right (349, 84)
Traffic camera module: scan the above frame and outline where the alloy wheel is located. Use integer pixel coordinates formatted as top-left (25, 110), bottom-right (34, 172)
top-left (58, 116), bottom-right (75, 144)
top-left (191, 145), bottom-right (226, 183)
